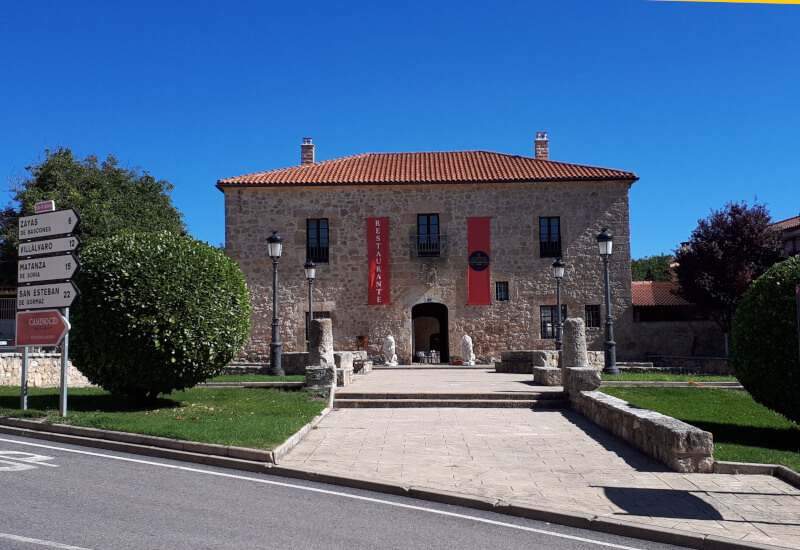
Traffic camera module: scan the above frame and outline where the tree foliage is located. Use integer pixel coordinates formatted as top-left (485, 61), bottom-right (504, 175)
top-left (0, 147), bottom-right (185, 284)
top-left (71, 232), bottom-right (250, 399)
top-left (673, 200), bottom-right (786, 337)
top-left (631, 254), bottom-right (672, 281)
top-left (731, 255), bottom-right (800, 423)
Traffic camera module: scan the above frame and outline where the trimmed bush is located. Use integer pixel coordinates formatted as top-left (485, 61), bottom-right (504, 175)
top-left (71, 232), bottom-right (250, 398)
top-left (731, 255), bottom-right (800, 424)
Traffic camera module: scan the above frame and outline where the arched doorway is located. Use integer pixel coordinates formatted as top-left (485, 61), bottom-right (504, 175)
top-left (412, 303), bottom-right (449, 363)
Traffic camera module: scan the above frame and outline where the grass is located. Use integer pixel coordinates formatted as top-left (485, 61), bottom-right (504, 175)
top-left (601, 373), bottom-right (737, 382)
top-left (600, 386), bottom-right (800, 472)
top-left (0, 385), bottom-right (327, 450)
top-left (206, 374), bottom-right (306, 383)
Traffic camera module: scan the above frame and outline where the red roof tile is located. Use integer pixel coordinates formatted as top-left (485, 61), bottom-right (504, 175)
top-left (632, 281), bottom-right (693, 307)
top-left (217, 151), bottom-right (637, 188)
top-left (771, 214), bottom-right (800, 231)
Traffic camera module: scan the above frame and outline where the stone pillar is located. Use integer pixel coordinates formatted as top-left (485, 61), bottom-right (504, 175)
top-left (561, 317), bottom-right (600, 395)
top-left (309, 319), bottom-right (334, 366)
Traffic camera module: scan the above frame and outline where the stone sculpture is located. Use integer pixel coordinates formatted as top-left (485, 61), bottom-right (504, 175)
top-left (460, 334), bottom-right (475, 366)
top-left (383, 335), bottom-right (398, 365)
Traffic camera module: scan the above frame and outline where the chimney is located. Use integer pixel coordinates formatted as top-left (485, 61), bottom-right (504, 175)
top-left (534, 131), bottom-right (549, 161)
top-left (301, 137), bottom-right (315, 165)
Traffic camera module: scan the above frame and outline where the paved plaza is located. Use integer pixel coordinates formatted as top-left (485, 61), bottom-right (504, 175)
top-left (280, 368), bottom-right (800, 549)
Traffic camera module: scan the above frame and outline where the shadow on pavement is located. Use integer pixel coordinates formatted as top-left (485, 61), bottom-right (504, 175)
top-left (601, 487), bottom-right (724, 520)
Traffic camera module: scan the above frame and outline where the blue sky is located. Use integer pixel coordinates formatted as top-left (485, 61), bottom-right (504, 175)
top-left (1, 0), bottom-right (798, 258)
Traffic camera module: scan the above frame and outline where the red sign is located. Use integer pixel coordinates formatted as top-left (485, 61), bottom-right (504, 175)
top-left (35, 200), bottom-right (56, 213)
top-left (367, 218), bottom-right (390, 305)
top-left (468, 217), bottom-right (492, 305)
top-left (15, 309), bottom-right (71, 347)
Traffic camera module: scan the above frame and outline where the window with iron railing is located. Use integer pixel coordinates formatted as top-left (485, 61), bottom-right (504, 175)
top-left (307, 219), bottom-right (329, 263)
top-left (496, 281), bottom-right (509, 301)
top-left (539, 217), bottom-right (562, 258)
top-left (540, 305), bottom-right (567, 339)
top-left (585, 304), bottom-right (601, 328)
top-left (417, 214), bottom-right (440, 257)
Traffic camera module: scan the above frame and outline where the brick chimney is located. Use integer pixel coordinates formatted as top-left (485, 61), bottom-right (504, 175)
top-left (534, 131), bottom-right (549, 161)
top-left (301, 137), bottom-right (315, 165)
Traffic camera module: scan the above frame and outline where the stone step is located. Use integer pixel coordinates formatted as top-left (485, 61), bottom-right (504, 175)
top-left (333, 398), bottom-right (571, 409)
top-left (334, 391), bottom-right (566, 400)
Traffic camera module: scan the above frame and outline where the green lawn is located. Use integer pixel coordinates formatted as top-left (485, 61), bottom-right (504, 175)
top-left (601, 386), bottom-right (800, 472)
top-left (0, 386), bottom-right (327, 450)
top-left (207, 374), bottom-right (306, 383)
top-left (602, 373), bottom-right (737, 382)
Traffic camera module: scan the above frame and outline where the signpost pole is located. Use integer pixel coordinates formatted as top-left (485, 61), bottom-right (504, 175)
top-left (59, 308), bottom-right (70, 417)
top-left (20, 346), bottom-right (28, 410)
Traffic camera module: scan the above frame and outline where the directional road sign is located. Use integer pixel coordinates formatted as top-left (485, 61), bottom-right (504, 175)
top-left (17, 254), bottom-right (79, 283)
top-left (18, 235), bottom-right (81, 258)
top-left (18, 208), bottom-right (80, 242)
top-left (15, 309), bottom-right (71, 347)
top-left (16, 281), bottom-right (80, 311)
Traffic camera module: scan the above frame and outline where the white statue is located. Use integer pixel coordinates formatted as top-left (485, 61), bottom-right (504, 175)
top-left (460, 334), bottom-right (475, 366)
top-left (383, 335), bottom-right (398, 365)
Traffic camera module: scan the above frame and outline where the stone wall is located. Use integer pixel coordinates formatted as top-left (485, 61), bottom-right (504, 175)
top-left (0, 353), bottom-right (93, 388)
top-left (624, 319), bottom-right (725, 360)
top-left (495, 349), bottom-right (603, 373)
top-left (223, 180), bottom-right (634, 363)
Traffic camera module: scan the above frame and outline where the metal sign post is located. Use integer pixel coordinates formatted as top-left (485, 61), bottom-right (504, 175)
top-left (21, 346), bottom-right (28, 410)
top-left (59, 308), bottom-right (70, 417)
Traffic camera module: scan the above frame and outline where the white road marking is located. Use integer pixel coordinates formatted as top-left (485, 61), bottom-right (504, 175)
top-left (0, 451), bottom-right (58, 471)
top-left (0, 532), bottom-right (94, 549)
top-left (0, 437), bottom-right (644, 550)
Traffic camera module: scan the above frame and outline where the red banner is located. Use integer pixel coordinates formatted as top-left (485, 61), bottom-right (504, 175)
top-left (367, 218), bottom-right (390, 305)
top-left (468, 217), bottom-right (491, 305)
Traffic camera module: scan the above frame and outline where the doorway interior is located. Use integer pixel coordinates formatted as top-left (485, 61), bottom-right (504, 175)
top-left (411, 302), bottom-right (449, 363)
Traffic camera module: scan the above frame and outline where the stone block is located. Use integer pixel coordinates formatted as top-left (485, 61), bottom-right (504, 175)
top-left (563, 366), bottom-right (601, 395)
top-left (334, 352), bottom-right (354, 371)
top-left (562, 318), bottom-right (588, 368)
top-left (533, 366), bottom-right (561, 386)
top-left (336, 366), bottom-right (354, 387)
top-left (305, 364), bottom-right (335, 390)
top-left (353, 360), bottom-right (373, 374)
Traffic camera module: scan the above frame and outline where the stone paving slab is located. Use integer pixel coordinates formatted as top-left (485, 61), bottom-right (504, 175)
top-left (281, 368), bottom-right (800, 549)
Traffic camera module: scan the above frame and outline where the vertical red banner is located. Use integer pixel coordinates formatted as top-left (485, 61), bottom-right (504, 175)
top-left (367, 217), bottom-right (390, 305)
top-left (468, 217), bottom-right (491, 305)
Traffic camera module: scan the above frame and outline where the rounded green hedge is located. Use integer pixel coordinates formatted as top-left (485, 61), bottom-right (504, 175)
top-left (71, 232), bottom-right (250, 398)
top-left (731, 255), bottom-right (800, 423)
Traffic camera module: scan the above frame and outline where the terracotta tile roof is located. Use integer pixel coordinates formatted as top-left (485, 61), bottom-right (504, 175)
top-left (217, 151), bottom-right (638, 188)
top-left (632, 281), bottom-right (693, 307)
top-left (771, 214), bottom-right (800, 231)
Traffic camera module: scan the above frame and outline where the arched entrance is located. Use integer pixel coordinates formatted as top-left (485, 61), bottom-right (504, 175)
top-left (412, 303), bottom-right (449, 363)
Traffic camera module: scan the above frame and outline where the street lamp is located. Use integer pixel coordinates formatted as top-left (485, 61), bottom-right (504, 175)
top-left (267, 231), bottom-right (284, 376)
top-left (552, 259), bottom-right (565, 351)
top-left (304, 259), bottom-right (316, 349)
top-left (596, 228), bottom-right (619, 375)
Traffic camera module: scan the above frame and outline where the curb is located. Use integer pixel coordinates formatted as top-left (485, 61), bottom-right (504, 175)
top-left (714, 460), bottom-right (800, 490)
top-left (0, 416), bottom-right (794, 550)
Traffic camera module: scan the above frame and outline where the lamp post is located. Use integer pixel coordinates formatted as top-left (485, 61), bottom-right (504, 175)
top-left (552, 259), bottom-right (565, 351)
top-left (267, 231), bottom-right (284, 376)
top-left (597, 228), bottom-right (619, 375)
top-left (304, 259), bottom-right (316, 349)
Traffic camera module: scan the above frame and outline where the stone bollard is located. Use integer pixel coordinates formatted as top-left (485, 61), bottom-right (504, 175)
top-left (383, 335), bottom-right (398, 365)
top-left (306, 319), bottom-right (335, 391)
top-left (561, 317), bottom-right (600, 395)
top-left (309, 319), bottom-right (334, 366)
top-left (460, 334), bottom-right (475, 366)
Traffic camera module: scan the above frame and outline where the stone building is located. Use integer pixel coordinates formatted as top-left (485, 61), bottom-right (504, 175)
top-left (772, 214), bottom-right (800, 256)
top-left (217, 134), bottom-right (639, 364)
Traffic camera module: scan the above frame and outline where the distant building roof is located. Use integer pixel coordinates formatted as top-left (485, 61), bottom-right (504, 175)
top-left (771, 214), bottom-right (800, 232)
top-left (632, 281), bottom-right (693, 307)
top-left (217, 151), bottom-right (638, 188)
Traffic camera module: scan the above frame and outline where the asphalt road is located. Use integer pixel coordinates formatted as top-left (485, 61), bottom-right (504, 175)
top-left (0, 434), bottom-right (689, 550)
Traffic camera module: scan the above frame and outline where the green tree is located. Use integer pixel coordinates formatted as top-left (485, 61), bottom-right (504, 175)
top-left (0, 147), bottom-right (185, 283)
top-left (674, 200), bottom-right (786, 355)
top-left (731, 255), bottom-right (800, 423)
top-left (71, 232), bottom-right (250, 399)
top-left (631, 254), bottom-right (672, 281)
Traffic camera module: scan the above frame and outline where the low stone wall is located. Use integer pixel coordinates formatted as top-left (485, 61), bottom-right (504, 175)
top-left (0, 353), bottom-right (93, 388)
top-left (571, 389), bottom-right (714, 473)
top-left (495, 350), bottom-right (603, 373)
top-left (648, 356), bottom-right (732, 375)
